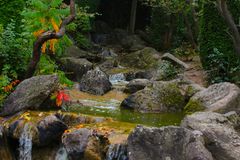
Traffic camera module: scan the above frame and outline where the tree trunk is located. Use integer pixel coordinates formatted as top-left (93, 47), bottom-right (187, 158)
top-left (25, 0), bottom-right (76, 78)
top-left (216, 0), bottom-right (240, 57)
top-left (163, 15), bottom-right (174, 50)
top-left (129, 0), bottom-right (137, 34)
top-left (184, 15), bottom-right (197, 49)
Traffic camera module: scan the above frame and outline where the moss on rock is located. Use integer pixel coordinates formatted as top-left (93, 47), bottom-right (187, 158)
top-left (158, 83), bottom-right (185, 111)
top-left (120, 47), bottom-right (160, 69)
top-left (184, 99), bottom-right (205, 115)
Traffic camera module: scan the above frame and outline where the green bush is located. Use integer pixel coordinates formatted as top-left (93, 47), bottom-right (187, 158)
top-left (156, 60), bottom-right (179, 81)
top-left (199, 1), bottom-right (240, 83)
top-left (67, 7), bottom-right (95, 49)
top-left (0, 0), bottom-right (25, 30)
top-left (0, 21), bottom-right (31, 79)
top-left (36, 55), bottom-right (73, 86)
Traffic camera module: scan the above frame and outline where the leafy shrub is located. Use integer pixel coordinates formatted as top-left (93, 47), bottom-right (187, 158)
top-left (199, 1), bottom-right (240, 84)
top-left (156, 60), bottom-right (179, 81)
top-left (0, 21), bottom-right (31, 79)
top-left (67, 7), bottom-right (95, 49)
top-left (0, 0), bottom-right (25, 30)
top-left (36, 55), bottom-right (73, 86)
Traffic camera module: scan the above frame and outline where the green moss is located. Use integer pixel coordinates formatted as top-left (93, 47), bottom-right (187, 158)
top-left (184, 99), bottom-right (205, 115)
top-left (120, 48), bottom-right (159, 69)
top-left (159, 83), bottom-right (185, 111)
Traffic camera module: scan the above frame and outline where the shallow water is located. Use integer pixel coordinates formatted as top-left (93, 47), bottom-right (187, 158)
top-left (70, 105), bottom-right (184, 127)
top-left (68, 75), bottom-right (185, 127)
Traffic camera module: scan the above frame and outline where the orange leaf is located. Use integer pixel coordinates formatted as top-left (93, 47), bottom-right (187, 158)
top-left (56, 98), bottom-right (62, 107)
top-left (41, 42), bottom-right (47, 53)
top-left (33, 29), bottom-right (45, 37)
top-left (51, 18), bottom-right (60, 32)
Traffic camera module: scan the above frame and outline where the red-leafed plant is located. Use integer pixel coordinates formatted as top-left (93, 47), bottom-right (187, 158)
top-left (55, 90), bottom-right (70, 107)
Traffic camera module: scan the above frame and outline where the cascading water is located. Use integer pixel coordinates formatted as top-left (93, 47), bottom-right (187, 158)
top-left (106, 143), bottom-right (128, 160)
top-left (109, 73), bottom-right (127, 85)
top-left (19, 124), bottom-right (32, 160)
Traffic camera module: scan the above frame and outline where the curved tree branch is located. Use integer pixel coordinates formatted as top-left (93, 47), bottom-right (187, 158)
top-left (25, 0), bottom-right (76, 78)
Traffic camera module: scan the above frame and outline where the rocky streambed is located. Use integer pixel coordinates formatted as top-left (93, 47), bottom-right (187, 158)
top-left (1, 41), bottom-right (240, 159)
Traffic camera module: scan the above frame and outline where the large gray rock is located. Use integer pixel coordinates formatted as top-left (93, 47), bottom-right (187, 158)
top-left (124, 79), bottom-right (151, 94)
top-left (120, 47), bottom-right (161, 69)
top-left (64, 45), bottom-right (99, 62)
top-left (181, 112), bottom-right (240, 160)
top-left (37, 115), bottom-right (67, 146)
top-left (0, 75), bottom-right (59, 116)
top-left (121, 81), bottom-right (185, 113)
top-left (62, 128), bottom-right (91, 159)
top-left (3, 114), bottom-right (67, 146)
top-left (127, 125), bottom-right (213, 160)
top-left (184, 82), bottom-right (240, 114)
top-left (60, 57), bottom-right (93, 81)
top-left (79, 68), bottom-right (112, 95)
top-left (62, 128), bottom-right (110, 160)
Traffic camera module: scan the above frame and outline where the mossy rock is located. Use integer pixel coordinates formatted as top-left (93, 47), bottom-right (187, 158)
top-left (121, 81), bottom-right (186, 113)
top-left (184, 100), bottom-right (205, 115)
top-left (158, 83), bottom-right (185, 111)
top-left (119, 47), bottom-right (161, 69)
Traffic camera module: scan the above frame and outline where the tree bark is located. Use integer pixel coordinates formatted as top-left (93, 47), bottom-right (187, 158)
top-left (129, 0), bottom-right (138, 34)
top-left (184, 15), bottom-right (197, 49)
top-left (216, 0), bottom-right (240, 57)
top-left (25, 0), bottom-right (76, 78)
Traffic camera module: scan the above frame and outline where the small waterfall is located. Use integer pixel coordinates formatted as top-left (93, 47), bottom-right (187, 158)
top-left (106, 144), bottom-right (128, 160)
top-left (19, 124), bottom-right (32, 160)
top-left (55, 147), bottom-right (68, 160)
top-left (109, 73), bottom-right (126, 85)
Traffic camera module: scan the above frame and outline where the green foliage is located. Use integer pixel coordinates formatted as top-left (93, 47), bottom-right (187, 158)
top-left (0, 0), bottom-right (25, 30)
top-left (0, 75), bottom-right (11, 108)
top-left (77, 0), bottom-right (100, 13)
top-left (22, 0), bottom-right (69, 33)
top-left (36, 55), bottom-right (73, 86)
top-left (67, 7), bottom-right (95, 49)
top-left (0, 21), bottom-right (31, 79)
top-left (199, 1), bottom-right (240, 84)
top-left (156, 60), bottom-right (179, 81)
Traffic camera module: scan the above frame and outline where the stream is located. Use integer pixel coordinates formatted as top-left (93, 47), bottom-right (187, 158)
top-left (68, 73), bottom-right (184, 127)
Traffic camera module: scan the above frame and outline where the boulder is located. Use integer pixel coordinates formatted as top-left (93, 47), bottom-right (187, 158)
top-left (37, 115), bottom-right (67, 146)
top-left (60, 57), bottom-right (93, 81)
top-left (62, 128), bottom-right (91, 159)
top-left (121, 81), bottom-right (185, 113)
top-left (5, 114), bottom-right (67, 146)
top-left (124, 79), bottom-right (151, 94)
top-left (162, 53), bottom-right (190, 69)
top-left (184, 82), bottom-right (240, 114)
top-left (0, 75), bottom-right (59, 116)
top-left (100, 48), bottom-right (118, 59)
top-left (181, 112), bottom-right (240, 160)
top-left (127, 125), bottom-right (213, 160)
top-left (62, 128), bottom-right (110, 160)
top-left (79, 68), bottom-right (112, 95)
top-left (64, 45), bottom-right (99, 62)
top-left (120, 35), bottom-right (146, 51)
top-left (120, 47), bottom-right (161, 69)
